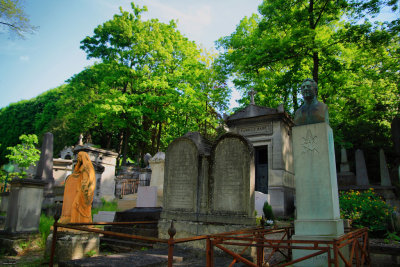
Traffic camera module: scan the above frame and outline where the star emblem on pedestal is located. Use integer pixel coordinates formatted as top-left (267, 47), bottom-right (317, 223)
top-left (302, 129), bottom-right (318, 154)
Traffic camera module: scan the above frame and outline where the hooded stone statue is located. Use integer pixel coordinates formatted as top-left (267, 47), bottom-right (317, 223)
top-left (59, 151), bottom-right (96, 223)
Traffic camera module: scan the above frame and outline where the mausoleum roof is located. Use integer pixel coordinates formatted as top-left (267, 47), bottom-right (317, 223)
top-left (227, 104), bottom-right (279, 121)
top-left (226, 104), bottom-right (293, 127)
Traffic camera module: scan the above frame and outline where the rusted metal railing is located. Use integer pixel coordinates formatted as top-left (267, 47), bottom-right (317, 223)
top-left (49, 215), bottom-right (370, 267)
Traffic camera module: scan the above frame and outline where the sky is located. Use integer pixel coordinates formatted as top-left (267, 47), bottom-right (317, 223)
top-left (0, 0), bottom-right (263, 109)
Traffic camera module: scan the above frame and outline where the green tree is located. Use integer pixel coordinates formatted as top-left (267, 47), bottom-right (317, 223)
top-left (0, 0), bottom-right (38, 38)
top-left (76, 2), bottom-right (229, 164)
top-left (216, 0), bottom-right (399, 178)
top-left (6, 134), bottom-right (40, 177)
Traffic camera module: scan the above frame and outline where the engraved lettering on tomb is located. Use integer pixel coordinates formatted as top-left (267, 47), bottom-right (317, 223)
top-left (238, 122), bottom-right (272, 136)
top-left (302, 129), bottom-right (318, 154)
top-left (167, 145), bottom-right (196, 210)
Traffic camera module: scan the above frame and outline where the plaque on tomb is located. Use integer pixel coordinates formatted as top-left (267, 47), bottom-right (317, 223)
top-left (237, 122), bottom-right (273, 137)
top-left (211, 133), bottom-right (255, 215)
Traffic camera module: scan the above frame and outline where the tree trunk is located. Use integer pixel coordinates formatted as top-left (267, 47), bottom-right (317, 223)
top-left (121, 128), bottom-right (130, 166)
top-left (156, 122), bottom-right (162, 152)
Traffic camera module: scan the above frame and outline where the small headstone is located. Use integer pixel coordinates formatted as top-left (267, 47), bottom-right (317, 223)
top-left (93, 211), bottom-right (116, 223)
top-left (340, 147), bottom-right (350, 172)
top-left (380, 149), bottom-right (391, 186)
top-left (355, 149), bottom-right (369, 186)
top-left (136, 186), bottom-right (157, 208)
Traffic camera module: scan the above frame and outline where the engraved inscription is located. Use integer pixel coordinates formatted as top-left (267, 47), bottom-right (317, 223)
top-left (238, 122), bottom-right (272, 136)
top-left (166, 142), bottom-right (197, 210)
top-left (302, 129), bottom-right (318, 154)
top-left (213, 138), bottom-right (249, 213)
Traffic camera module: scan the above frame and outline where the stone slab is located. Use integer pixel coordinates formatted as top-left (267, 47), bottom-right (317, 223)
top-left (45, 232), bottom-right (100, 262)
top-left (93, 211), bottom-right (116, 223)
top-left (380, 149), bottom-right (391, 186)
top-left (136, 186), bottom-right (157, 208)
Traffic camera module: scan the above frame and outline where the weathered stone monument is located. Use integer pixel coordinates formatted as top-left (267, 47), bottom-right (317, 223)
top-left (380, 149), bottom-right (391, 186)
top-left (35, 132), bottom-right (55, 191)
top-left (226, 90), bottom-right (294, 217)
top-left (159, 132), bottom-right (256, 242)
top-left (292, 78), bottom-right (344, 266)
top-left (355, 149), bottom-right (369, 186)
top-left (337, 147), bottom-right (356, 187)
top-left (149, 151), bottom-right (165, 207)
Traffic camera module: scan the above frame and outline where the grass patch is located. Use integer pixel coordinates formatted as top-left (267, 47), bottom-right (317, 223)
top-left (92, 198), bottom-right (117, 216)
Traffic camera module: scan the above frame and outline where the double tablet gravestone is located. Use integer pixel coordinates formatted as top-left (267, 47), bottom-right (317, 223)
top-left (159, 132), bottom-right (256, 240)
top-left (210, 133), bottom-right (255, 222)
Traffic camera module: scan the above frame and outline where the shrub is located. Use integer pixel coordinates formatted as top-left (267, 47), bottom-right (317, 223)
top-left (339, 188), bottom-right (395, 236)
top-left (263, 201), bottom-right (274, 221)
top-left (39, 213), bottom-right (55, 248)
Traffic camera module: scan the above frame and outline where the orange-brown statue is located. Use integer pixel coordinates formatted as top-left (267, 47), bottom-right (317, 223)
top-left (59, 151), bottom-right (96, 223)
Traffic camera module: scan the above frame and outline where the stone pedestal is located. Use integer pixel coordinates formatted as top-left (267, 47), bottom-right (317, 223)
top-left (45, 231), bottom-right (99, 262)
top-left (5, 178), bottom-right (46, 233)
top-left (292, 123), bottom-right (344, 266)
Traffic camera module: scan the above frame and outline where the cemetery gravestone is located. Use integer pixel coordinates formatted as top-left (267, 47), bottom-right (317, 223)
top-left (355, 149), bottom-right (369, 186)
top-left (35, 132), bottom-right (55, 191)
top-left (149, 152), bottom-right (165, 207)
top-left (337, 147), bottom-right (355, 187)
top-left (211, 133), bottom-right (255, 221)
top-left (136, 186), bottom-right (157, 208)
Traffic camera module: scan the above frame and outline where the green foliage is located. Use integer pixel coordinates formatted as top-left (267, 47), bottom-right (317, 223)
top-left (384, 231), bottom-right (400, 244)
top-left (85, 249), bottom-right (97, 257)
top-left (263, 201), bottom-right (274, 221)
top-left (339, 189), bottom-right (395, 236)
top-left (5, 134), bottom-right (40, 178)
top-left (39, 213), bottom-right (54, 248)
top-left (216, 0), bottom-right (399, 175)
top-left (0, 0), bottom-right (38, 38)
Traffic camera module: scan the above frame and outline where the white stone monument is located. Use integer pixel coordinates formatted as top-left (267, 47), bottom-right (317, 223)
top-left (292, 122), bottom-right (344, 266)
top-left (149, 151), bottom-right (165, 207)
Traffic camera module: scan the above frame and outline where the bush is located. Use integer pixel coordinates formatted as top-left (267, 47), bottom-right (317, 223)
top-left (263, 201), bottom-right (274, 221)
top-left (339, 188), bottom-right (395, 236)
top-left (39, 214), bottom-right (54, 248)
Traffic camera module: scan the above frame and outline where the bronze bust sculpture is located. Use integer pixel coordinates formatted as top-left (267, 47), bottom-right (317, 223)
top-left (294, 78), bottom-right (329, 126)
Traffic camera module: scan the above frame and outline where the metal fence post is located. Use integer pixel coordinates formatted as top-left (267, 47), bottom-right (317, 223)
top-left (168, 220), bottom-right (176, 267)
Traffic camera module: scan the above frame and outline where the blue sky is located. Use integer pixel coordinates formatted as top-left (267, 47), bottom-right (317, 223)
top-left (0, 0), bottom-right (262, 108)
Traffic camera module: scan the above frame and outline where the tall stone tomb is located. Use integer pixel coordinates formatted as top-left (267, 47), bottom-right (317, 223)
top-left (226, 102), bottom-right (294, 217)
top-left (159, 132), bottom-right (256, 240)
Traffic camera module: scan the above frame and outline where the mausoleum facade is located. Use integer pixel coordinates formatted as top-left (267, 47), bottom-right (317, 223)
top-left (226, 103), bottom-right (295, 217)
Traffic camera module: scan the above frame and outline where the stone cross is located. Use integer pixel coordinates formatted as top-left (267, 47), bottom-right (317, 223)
top-left (248, 88), bottom-right (257, 105)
